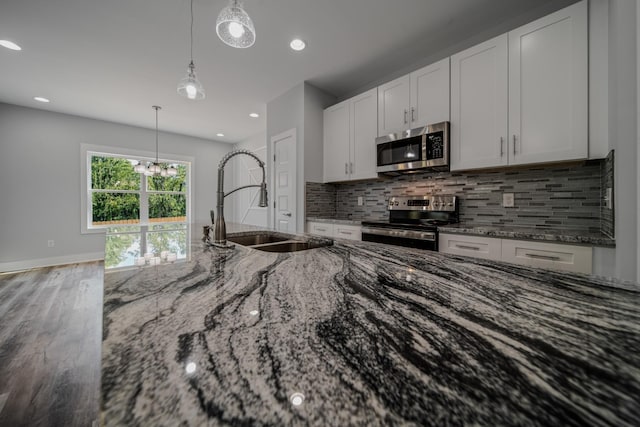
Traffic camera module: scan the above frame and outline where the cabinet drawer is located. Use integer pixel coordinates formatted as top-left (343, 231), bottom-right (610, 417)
top-left (439, 234), bottom-right (502, 261)
top-left (501, 239), bottom-right (592, 274)
top-left (334, 225), bottom-right (362, 241)
top-left (307, 222), bottom-right (334, 237)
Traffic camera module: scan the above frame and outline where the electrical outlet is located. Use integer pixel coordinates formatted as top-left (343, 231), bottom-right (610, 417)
top-left (357, 196), bottom-right (363, 206)
top-left (47, 240), bottom-right (55, 247)
top-left (502, 193), bottom-right (515, 208)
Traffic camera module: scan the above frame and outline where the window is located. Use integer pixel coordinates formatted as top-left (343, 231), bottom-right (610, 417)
top-left (87, 152), bottom-right (189, 229)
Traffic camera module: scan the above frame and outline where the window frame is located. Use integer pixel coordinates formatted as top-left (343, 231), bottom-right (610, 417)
top-left (81, 144), bottom-right (193, 234)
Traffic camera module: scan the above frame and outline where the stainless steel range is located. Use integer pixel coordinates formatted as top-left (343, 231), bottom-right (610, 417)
top-left (361, 195), bottom-right (458, 251)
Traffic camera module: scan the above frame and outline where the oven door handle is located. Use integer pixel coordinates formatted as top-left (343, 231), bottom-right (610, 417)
top-left (361, 226), bottom-right (436, 242)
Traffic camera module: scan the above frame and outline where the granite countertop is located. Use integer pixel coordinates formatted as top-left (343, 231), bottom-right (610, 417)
top-left (306, 216), bottom-right (363, 226)
top-left (101, 224), bottom-right (639, 426)
top-left (439, 223), bottom-right (616, 247)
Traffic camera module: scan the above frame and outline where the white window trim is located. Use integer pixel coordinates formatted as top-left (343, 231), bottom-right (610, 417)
top-left (81, 143), bottom-right (194, 234)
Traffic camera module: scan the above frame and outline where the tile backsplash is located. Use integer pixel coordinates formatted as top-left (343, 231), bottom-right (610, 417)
top-left (306, 154), bottom-right (615, 235)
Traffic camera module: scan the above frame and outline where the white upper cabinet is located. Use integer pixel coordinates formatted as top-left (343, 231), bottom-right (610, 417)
top-left (410, 58), bottom-right (450, 129)
top-left (323, 100), bottom-right (350, 182)
top-left (349, 88), bottom-right (378, 181)
top-left (451, 34), bottom-right (509, 171)
top-left (378, 58), bottom-right (450, 136)
top-left (323, 88), bottom-right (377, 183)
top-left (508, 0), bottom-right (588, 165)
top-left (451, 0), bottom-right (587, 171)
top-left (377, 75), bottom-right (411, 136)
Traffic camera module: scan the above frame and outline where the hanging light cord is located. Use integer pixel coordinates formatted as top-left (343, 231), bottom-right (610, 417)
top-left (190, 0), bottom-right (194, 62)
top-left (154, 106), bottom-right (160, 164)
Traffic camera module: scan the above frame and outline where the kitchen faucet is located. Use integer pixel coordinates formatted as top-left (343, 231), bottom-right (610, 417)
top-left (211, 149), bottom-right (268, 247)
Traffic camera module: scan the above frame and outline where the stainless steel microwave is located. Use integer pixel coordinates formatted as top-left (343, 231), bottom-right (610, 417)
top-left (376, 121), bottom-right (450, 174)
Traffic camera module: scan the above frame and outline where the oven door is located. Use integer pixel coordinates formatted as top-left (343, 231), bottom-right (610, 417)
top-left (361, 226), bottom-right (438, 251)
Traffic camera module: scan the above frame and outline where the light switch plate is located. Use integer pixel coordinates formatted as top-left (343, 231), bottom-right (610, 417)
top-left (503, 193), bottom-right (515, 208)
top-left (357, 196), bottom-right (363, 206)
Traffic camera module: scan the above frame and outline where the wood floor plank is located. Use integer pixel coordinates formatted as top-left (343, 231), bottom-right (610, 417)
top-left (0, 262), bottom-right (103, 427)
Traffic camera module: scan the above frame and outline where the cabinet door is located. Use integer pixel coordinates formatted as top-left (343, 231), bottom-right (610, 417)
top-left (377, 74), bottom-right (411, 136)
top-left (508, 0), bottom-right (587, 165)
top-left (439, 233), bottom-right (502, 261)
top-left (410, 57), bottom-right (450, 128)
top-left (350, 88), bottom-right (378, 181)
top-left (334, 224), bottom-right (362, 241)
top-left (450, 34), bottom-right (508, 171)
top-left (307, 222), bottom-right (334, 237)
top-left (323, 101), bottom-right (350, 183)
top-left (501, 239), bottom-right (592, 274)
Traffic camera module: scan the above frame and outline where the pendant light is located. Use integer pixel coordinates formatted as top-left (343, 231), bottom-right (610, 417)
top-left (216, 0), bottom-right (256, 48)
top-left (177, 0), bottom-right (205, 100)
top-left (134, 106), bottom-right (178, 177)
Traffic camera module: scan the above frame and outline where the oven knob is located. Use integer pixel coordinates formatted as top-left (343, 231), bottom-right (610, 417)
top-left (447, 202), bottom-right (453, 207)
top-left (394, 201), bottom-right (399, 206)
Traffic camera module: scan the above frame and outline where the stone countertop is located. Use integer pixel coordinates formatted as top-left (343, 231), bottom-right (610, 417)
top-left (101, 224), bottom-right (639, 426)
top-left (306, 217), bottom-right (363, 226)
top-left (437, 223), bottom-right (615, 247)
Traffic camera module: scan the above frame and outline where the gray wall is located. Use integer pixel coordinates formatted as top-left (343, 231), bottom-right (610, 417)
top-left (266, 82), bottom-right (335, 232)
top-left (0, 103), bottom-right (233, 271)
top-left (608, 0), bottom-right (637, 281)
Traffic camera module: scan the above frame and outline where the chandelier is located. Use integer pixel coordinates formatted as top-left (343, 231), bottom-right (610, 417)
top-left (134, 106), bottom-right (177, 177)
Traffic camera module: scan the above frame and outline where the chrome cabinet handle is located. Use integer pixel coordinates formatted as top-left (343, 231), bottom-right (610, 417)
top-left (513, 135), bottom-right (517, 155)
top-left (525, 253), bottom-right (561, 261)
top-left (339, 231), bottom-right (352, 235)
top-left (345, 163), bottom-right (348, 174)
top-left (349, 162), bottom-right (353, 174)
top-left (403, 109), bottom-right (408, 124)
top-left (500, 137), bottom-right (504, 157)
top-left (456, 244), bottom-right (480, 251)
top-left (411, 107), bottom-right (416, 122)
top-left (316, 227), bottom-right (327, 232)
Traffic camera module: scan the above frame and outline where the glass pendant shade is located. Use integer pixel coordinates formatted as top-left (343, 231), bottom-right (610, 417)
top-left (177, 61), bottom-right (205, 100)
top-left (134, 162), bottom-right (146, 173)
top-left (216, 0), bottom-right (256, 48)
top-left (147, 163), bottom-right (162, 175)
top-left (167, 166), bottom-right (178, 176)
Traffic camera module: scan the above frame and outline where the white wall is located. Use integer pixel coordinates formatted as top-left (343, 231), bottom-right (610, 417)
top-left (231, 131), bottom-right (268, 227)
top-left (607, 0), bottom-right (638, 282)
top-left (0, 103), bottom-right (233, 272)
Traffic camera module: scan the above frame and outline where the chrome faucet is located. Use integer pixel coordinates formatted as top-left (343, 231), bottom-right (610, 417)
top-left (211, 149), bottom-right (268, 247)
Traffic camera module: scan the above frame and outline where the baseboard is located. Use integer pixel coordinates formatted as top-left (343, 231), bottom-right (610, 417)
top-left (0, 252), bottom-right (105, 273)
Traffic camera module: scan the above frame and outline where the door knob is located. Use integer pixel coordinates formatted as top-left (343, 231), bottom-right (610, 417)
top-left (283, 212), bottom-right (292, 217)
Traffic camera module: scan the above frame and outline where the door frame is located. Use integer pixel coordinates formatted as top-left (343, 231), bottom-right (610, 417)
top-left (269, 128), bottom-right (297, 231)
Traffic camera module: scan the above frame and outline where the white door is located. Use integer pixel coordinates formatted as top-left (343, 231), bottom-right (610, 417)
top-left (350, 88), bottom-right (378, 181)
top-left (508, 0), bottom-right (587, 165)
top-left (450, 34), bottom-right (509, 171)
top-left (323, 101), bottom-right (350, 182)
top-left (271, 129), bottom-right (296, 233)
top-left (410, 57), bottom-right (450, 127)
top-left (234, 145), bottom-right (267, 227)
top-left (377, 74), bottom-right (411, 136)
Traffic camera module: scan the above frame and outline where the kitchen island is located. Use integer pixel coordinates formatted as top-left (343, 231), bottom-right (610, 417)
top-left (101, 225), bottom-right (640, 426)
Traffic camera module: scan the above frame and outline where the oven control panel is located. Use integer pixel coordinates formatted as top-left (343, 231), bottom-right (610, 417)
top-left (388, 195), bottom-right (457, 212)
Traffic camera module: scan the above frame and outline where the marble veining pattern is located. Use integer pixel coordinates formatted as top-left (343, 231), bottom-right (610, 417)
top-left (102, 226), bottom-right (639, 426)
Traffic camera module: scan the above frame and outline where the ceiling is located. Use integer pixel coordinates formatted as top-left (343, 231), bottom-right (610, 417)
top-left (0, 0), bottom-right (576, 143)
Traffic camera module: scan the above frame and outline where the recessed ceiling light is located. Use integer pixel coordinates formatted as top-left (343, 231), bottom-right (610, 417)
top-left (216, 133), bottom-right (225, 137)
top-left (0, 40), bottom-right (21, 51)
top-left (290, 39), bottom-right (306, 51)
top-left (33, 97), bottom-right (50, 103)
top-left (249, 113), bottom-right (259, 118)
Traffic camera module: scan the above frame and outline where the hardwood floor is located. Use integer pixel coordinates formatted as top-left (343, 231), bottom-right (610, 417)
top-left (0, 262), bottom-right (103, 427)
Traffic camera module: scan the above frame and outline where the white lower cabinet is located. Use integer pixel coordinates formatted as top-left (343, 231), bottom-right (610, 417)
top-left (438, 234), bottom-right (502, 261)
top-left (439, 233), bottom-right (592, 274)
top-left (306, 222), bottom-right (361, 241)
top-left (334, 224), bottom-right (362, 241)
top-left (501, 240), bottom-right (592, 274)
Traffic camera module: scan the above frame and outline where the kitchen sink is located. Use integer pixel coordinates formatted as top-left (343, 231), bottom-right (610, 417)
top-left (227, 233), bottom-right (290, 246)
top-left (226, 232), bottom-right (332, 253)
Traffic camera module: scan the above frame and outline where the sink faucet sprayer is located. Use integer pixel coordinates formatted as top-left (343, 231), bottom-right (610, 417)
top-left (209, 149), bottom-right (268, 247)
